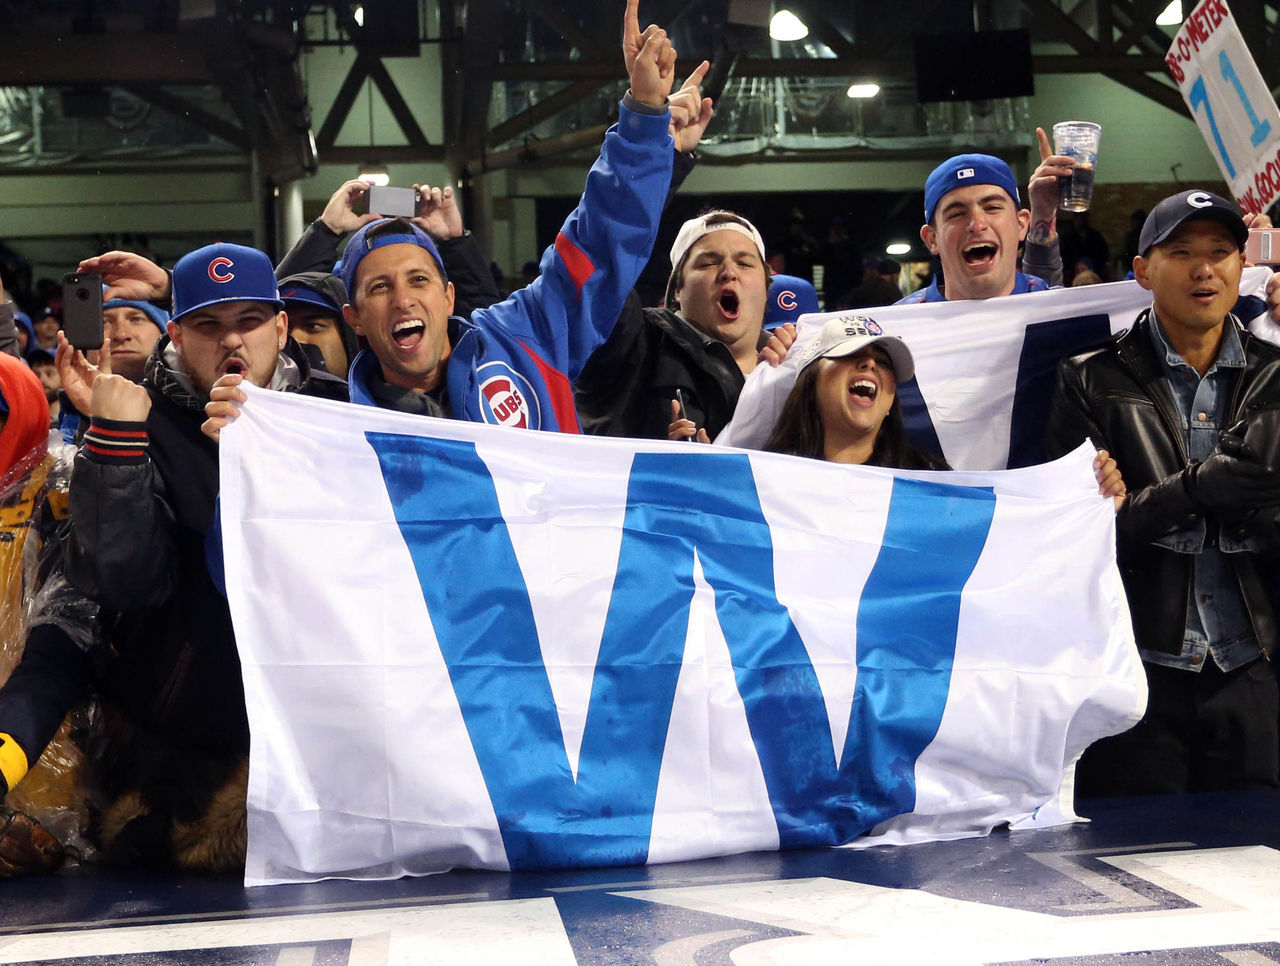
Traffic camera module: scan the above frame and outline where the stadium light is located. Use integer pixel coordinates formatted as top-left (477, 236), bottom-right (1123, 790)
top-left (769, 10), bottom-right (808, 41)
top-left (1156, 1), bottom-right (1181, 26)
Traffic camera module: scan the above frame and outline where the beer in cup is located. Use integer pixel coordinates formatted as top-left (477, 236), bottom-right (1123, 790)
top-left (1052, 121), bottom-right (1101, 212)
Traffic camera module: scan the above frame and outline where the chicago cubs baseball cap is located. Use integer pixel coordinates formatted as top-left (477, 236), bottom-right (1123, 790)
top-left (1138, 189), bottom-right (1248, 256)
top-left (924, 154), bottom-right (1021, 224)
top-left (171, 243), bottom-right (283, 322)
top-left (797, 315), bottom-right (915, 382)
top-left (763, 274), bottom-right (819, 330)
top-left (339, 218), bottom-right (446, 301)
top-left (665, 211), bottom-right (767, 306)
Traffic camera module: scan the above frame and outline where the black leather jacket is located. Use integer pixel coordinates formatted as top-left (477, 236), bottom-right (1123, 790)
top-left (1047, 309), bottom-right (1280, 660)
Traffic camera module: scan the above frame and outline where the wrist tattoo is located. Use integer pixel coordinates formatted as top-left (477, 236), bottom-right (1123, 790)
top-left (1028, 216), bottom-right (1056, 246)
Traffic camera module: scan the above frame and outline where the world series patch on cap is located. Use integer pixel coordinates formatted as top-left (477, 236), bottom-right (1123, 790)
top-left (171, 242), bottom-right (284, 322)
top-left (798, 314), bottom-right (916, 382)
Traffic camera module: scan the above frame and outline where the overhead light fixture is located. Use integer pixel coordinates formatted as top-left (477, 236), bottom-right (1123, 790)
top-left (769, 9), bottom-right (808, 41)
top-left (1155, 0), bottom-right (1181, 25)
top-left (846, 83), bottom-right (880, 99)
top-left (358, 163), bottom-right (389, 186)
top-left (885, 243), bottom-right (912, 256)
top-left (353, 5), bottom-right (365, 27)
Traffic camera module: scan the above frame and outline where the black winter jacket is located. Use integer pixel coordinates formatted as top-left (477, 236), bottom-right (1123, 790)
top-left (573, 297), bottom-right (760, 441)
top-left (63, 337), bottom-right (346, 756)
top-left (1046, 310), bottom-right (1280, 660)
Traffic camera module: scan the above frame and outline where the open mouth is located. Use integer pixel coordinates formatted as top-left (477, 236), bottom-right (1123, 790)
top-left (848, 378), bottom-right (878, 406)
top-left (1190, 287), bottom-right (1218, 301)
top-left (221, 357), bottom-right (247, 377)
top-left (963, 243), bottom-right (998, 266)
top-left (717, 291), bottom-right (741, 319)
top-left (393, 318), bottom-right (426, 350)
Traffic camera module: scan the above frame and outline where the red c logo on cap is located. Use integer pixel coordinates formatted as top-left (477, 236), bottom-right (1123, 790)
top-left (209, 257), bottom-right (235, 283)
top-left (777, 290), bottom-right (798, 311)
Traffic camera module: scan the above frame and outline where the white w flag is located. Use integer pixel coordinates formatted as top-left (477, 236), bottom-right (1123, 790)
top-left (720, 268), bottom-right (1276, 468)
top-left (221, 387), bottom-right (1143, 887)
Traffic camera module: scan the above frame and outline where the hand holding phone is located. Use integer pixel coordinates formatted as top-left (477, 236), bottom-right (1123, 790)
top-left (671, 389), bottom-right (704, 443)
top-left (61, 272), bottom-right (104, 351)
top-left (367, 186), bottom-right (421, 219)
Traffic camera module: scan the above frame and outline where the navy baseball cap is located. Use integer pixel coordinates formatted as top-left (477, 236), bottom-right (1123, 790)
top-left (1138, 189), bottom-right (1248, 256)
top-left (763, 274), bottom-right (819, 330)
top-left (340, 218), bottom-right (446, 301)
top-left (278, 272), bottom-right (347, 314)
top-left (171, 243), bottom-right (284, 323)
top-left (924, 154), bottom-right (1021, 223)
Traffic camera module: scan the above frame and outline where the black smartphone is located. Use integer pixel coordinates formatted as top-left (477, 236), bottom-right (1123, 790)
top-left (61, 272), bottom-right (104, 351)
top-left (367, 185), bottom-right (420, 218)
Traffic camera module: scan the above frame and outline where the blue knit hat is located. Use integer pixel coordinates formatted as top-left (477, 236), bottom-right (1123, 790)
top-left (103, 287), bottom-right (169, 332)
top-left (924, 154), bottom-right (1021, 224)
top-left (339, 218), bottom-right (446, 301)
top-left (171, 243), bottom-right (283, 322)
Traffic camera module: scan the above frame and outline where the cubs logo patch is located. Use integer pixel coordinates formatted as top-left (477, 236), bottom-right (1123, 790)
top-left (864, 320), bottom-right (883, 335)
top-left (776, 290), bottom-right (799, 311)
top-left (208, 257), bottom-right (235, 283)
top-left (478, 363), bottom-right (541, 430)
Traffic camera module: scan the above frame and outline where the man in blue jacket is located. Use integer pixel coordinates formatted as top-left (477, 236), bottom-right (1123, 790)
top-left (339, 21), bottom-right (673, 429)
top-left (204, 0), bottom-right (678, 438)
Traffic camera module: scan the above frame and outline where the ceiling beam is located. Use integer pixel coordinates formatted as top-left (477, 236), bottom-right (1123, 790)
top-left (120, 84), bottom-right (251, 150)
top-left (316, 57), bottom-right (370, 150)
top-left (487, 79), bottom-right (606, 148)
top-left (366, 58), bottom-right (429, 146)
top-left (1023, 0), bottom-right (1186, 114)
top-left (319, 145), bottom-right (446, 164)
top-left (487, 53), bottom-right (1167, 82)
top-left (1109, 0), bottom-right (1179, 56)
top-left (0, 33), bottom-right (213, 85)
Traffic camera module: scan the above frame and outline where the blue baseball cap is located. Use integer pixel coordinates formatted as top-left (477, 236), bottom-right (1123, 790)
top-left (339, 218), bottom-right (446, 302)
top-left (762, 274), bottom-right (819, 330)
top-left (924, 154), bottom-right (1021, 224)
top-left (103, 287), bottom-right (169, 332)
top-left (170, 243), bottom-right (284, 323)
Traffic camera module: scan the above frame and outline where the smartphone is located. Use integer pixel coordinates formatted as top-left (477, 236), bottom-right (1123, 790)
top-left (675, 389), bottom-right (694, 441)
top-left (1245, 228), bottom-right (1280, 264)
top-left (367, 185), bottom-right (420, 218)
top-left (61, 272), bottom-right (104, 351)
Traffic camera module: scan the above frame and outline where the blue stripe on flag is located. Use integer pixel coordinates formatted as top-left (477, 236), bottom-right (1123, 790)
top-left (368, 432), bottom-right (997, 869)
top-left (842, 477), bottom-right (996, 825)
top-left (1007, 314), bottom-right (1113, 468)
top-left (614, 453), bottom-right (840, 850)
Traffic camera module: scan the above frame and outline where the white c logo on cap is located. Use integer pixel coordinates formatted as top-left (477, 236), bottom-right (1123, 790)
top-left (1187, 192), bottom-right (1214, 209)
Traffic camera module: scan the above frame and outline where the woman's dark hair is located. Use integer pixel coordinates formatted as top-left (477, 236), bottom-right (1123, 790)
top-left (762, 356), bottom-right (948, 470)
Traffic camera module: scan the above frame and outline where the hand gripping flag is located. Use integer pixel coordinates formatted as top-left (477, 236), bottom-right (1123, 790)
top-left (220, 388), bottom-right (1144, 885)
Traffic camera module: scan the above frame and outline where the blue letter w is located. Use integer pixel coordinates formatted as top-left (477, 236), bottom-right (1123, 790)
top-left (368, 434), bottom-right (995, 869)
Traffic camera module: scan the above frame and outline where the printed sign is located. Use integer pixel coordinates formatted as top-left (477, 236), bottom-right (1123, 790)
top-left (1165, 0), bottom-right (1280, 214)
